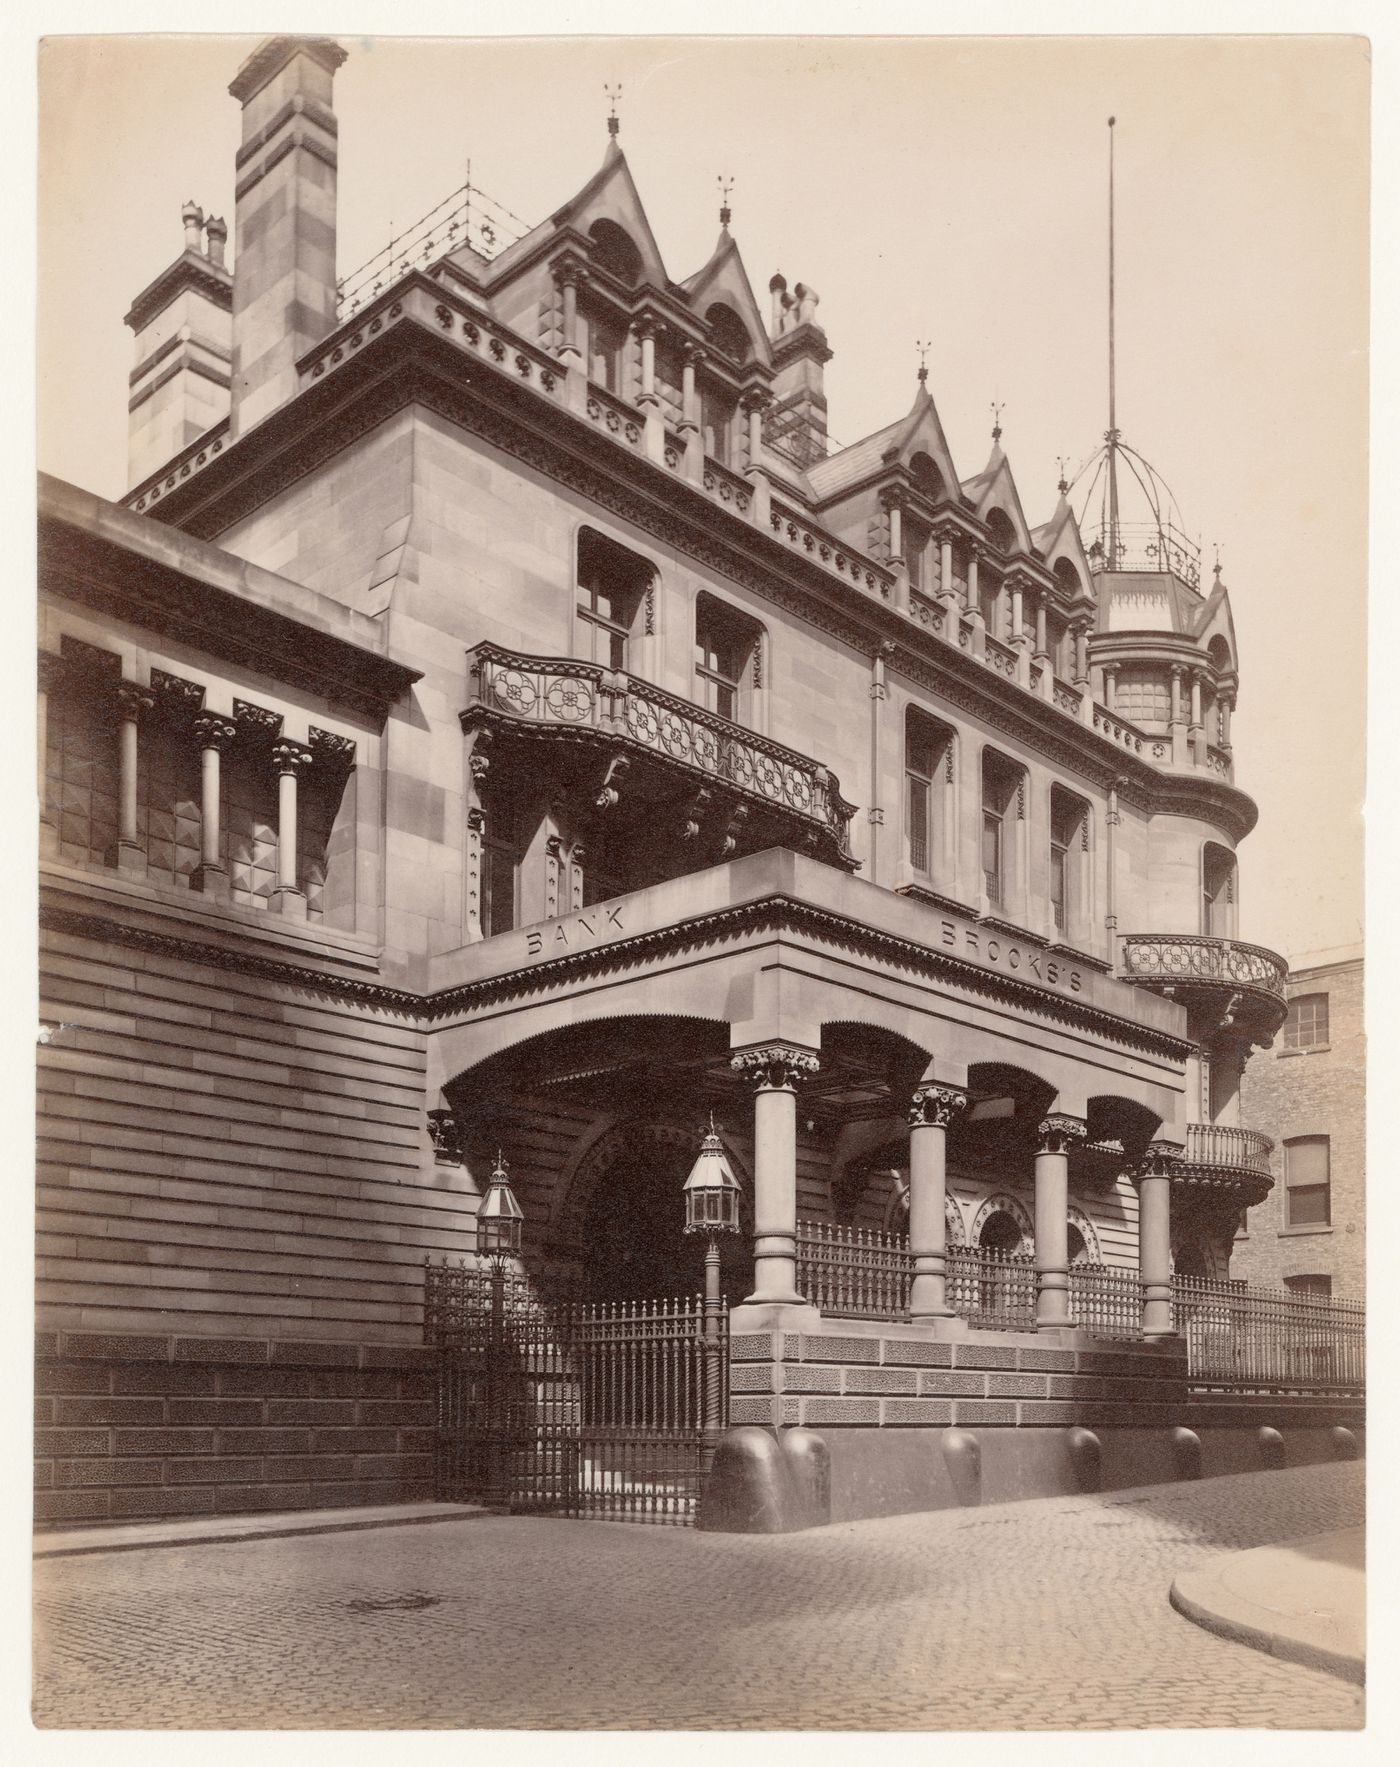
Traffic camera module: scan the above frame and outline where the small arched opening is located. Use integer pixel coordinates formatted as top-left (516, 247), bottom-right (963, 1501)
top-left (588, 219), bottom-right (643, 286)
top-left (705, 301), bottom-right (751, 366)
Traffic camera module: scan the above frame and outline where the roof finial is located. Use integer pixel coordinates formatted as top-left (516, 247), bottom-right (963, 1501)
top-left (1056, 455), bottom-right (1070, 496)
top-left (605, 82), bottom-right (622, 136)
top-left (717, 173), bottom-right (734, 229)
top-left (991, 398), bottom-right (1004, 443)
top-left (1213, 543), bottom-right (1223, 581)
top-left (915, 339), bottom-right (930, 386)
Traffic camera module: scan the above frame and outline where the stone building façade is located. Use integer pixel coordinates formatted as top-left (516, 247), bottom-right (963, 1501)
top-left (38, 37), bottom-right (1321, 1529)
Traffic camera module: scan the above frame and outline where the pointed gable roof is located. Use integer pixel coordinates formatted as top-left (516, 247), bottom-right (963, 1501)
top-left (680, 227), bottom-right (773, 367)
top-left (1189, 566), bottom-right (1240, 663)
top-left (807, 383), bottom-right (961, 506)
top-left (548, 136), bottom-right (671, 288)
top-left (1031, 489), bottom-right (1095, 594)
top-left (961, 441), bottom-right (1036, 554)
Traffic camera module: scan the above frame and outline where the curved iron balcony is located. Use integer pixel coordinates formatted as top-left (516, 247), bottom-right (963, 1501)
top-left (463, 643), bottom-right (857, 866)
top-left (1118, 933), bottom-right (1288, 1042)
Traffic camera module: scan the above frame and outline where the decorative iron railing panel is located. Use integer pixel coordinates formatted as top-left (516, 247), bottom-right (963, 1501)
top-left (796, 1219), bottom-right (911, 1319)
top-left (1172, 1273), bottom-right (1364, 1394)
top-left (1119, 933), bottom-right (1288, 1001)
top-left (466, 643), bottom-right (855, 858)
top-left (426, 1259), bottom-right (724, 1525)
top-left (1069, 1262), bottom-right (1143, 1339)
top-left (1183, 1123), bottom-right (1274, 1175)
top-left (946, 1246), bottom-right (1038, 1331)
top-left (1086, 520), bottom-right (1202, 587)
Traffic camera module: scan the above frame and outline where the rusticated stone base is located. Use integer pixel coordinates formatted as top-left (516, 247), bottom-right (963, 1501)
top-left (33, 1330), bottom-right (436, 1527)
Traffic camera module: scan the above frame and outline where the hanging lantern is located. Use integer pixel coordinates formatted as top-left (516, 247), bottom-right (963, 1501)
top-left (682, 1119), bottom-right (742, 1237)
top-left (478, 1150), bottom-right (524, 1260)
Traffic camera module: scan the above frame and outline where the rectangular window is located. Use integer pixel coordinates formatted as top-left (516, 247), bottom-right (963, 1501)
top-left (982, 810), bottom-right (1002, 907)
top-left (1283, 993), bottom-right (1330, 1050)
top-left (577, 530), bottom-right (651, 673)
top-left (1049, 838), bottom-right (1067, 932)
top-left (1284, 1273), bottom-right (1332, 1298)
top-left (905, 721), bottom-right (940, 875)
top-left (1284, 1136), bottom-right (1330, 1228)
top-left (695, 623), bottom-right (741, 721)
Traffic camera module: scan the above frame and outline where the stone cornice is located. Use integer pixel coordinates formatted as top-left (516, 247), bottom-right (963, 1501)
top-left (115, 303), bottom-right (1257, 836)
top-left (123, 252), bottom-right (233, 334)
top-left (228, 35), bottom-right (347, 103)
top-left (39, 889), bottom-right (1196, 1063)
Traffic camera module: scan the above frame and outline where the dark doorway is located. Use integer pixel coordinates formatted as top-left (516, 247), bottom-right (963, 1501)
top-left (580, 1136), bottom-right (750, 1304)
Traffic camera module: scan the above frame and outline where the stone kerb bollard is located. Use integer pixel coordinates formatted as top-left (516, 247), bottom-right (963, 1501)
top-left (697, 1426), bottom-right (831, 1533)
top-left (941, 1427), bottom-right (981, 1507)
top-left (1065, 1427), bottom-right (1102, 1493)
top-left (781, 1428), bottom-right (831, 1531)
top-left (1257, 1426), bottom-right (1286, 1470)
top-left (1329, 1426), bottom-right (1359, 1461)
top-left (1170, 1426), bottom-right (1203, 1481)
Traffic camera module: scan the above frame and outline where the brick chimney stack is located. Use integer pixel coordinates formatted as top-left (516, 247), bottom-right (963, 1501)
top-left (227, 35), bottom-right (347, 438)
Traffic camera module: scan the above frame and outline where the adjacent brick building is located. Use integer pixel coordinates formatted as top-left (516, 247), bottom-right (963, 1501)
top-left (1232, 949), bottom-right (1364, 1297)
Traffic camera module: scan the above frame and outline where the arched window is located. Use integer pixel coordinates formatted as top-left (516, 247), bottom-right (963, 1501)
top-left (904, 709), bottom-right (953, 879)
top-left (576, 528), bottom-right (654, 671)
top-left (694, 593), bottom-right (762, 725)
top-left (1201, 842), bottom-right (1236, 937)
top-left (705, 302), bottom-right (751, 365)
top-left (985, 508), bottom-right (1016, 555)
top-left (588, 220), bottom-right (642, 286)
top-left (909, 451), bottom-right (944, 503)
top-left (979, 1210), bottom-right (1023, 1252)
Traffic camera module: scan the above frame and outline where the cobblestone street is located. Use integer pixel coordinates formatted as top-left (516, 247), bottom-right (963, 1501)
top-left (33, 1462), bottom-right (1364, 1731)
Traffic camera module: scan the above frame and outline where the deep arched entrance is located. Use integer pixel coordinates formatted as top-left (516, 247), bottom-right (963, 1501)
top-left (578, 1128), bottom-right (752, 1304)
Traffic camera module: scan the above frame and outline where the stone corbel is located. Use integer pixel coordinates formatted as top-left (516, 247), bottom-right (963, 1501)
top-left (680, 784), bottom-right (714, 843)
top-left (718, 798), bottom-right (750, 859)
top-left (595, 753), bottom-right (631, 810)
top-left (427, 1107), bottom-right (462, 1165)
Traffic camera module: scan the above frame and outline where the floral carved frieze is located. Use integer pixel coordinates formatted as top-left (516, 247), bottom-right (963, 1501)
top-left (730, 1044), bottom-right (821, 1092)
top-left (908, 1084), bottom-right (970, 1130)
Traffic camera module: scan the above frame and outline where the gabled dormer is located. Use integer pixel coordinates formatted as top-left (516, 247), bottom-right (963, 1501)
top-left (960, 436), bottom-right (1036, 559)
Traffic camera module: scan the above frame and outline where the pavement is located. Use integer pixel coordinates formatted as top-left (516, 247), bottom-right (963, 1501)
top-left (1171, 1526), bottom-right (1364, 1685)
top-left (33, 1500), bottom-right (488, 1561)
top-left (32, 1460), bottom-right (1364, 1731)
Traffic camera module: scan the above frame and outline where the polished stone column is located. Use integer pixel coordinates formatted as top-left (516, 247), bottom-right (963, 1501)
top-left (679, 345), bottom-right (705, 484)
top-left (908, 1084), bottom-right (969, 1320)
top-left (731, 1043), bottom-right (820, 1305)
top-left (1103, 664), bottom-right (1118, 713)
top-left (271, 739), bottom-right (313, 918)
top-left (1034, 1114), bottom-right (1086, 1328)
top-left (1219, 693), bottom-right (1234, 749)
top-left (1134, 1141), bottom-right (1182, 1339)
top-left (191, 714), bottom-right (237, 897)
top-left (111, 681), bottom-right (155, 875)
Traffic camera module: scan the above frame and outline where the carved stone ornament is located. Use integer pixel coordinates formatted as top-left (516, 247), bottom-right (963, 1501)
top-left (909, 1083), bottom-right (970, 1130)
top-left (1036, 1113), bottom-right (1088, 1156)
top-left (150, 668), bottom-right (206, 715)
top-left (233, 698), bottom-right (284, 740)
top-left (192, 714), bottom-right (239, 753)
top-left (271, 739), bottom-right (314, 778)
top-left (113, 681), bottom-right (156, 724)
top-left (1132, 1140), bottom-right (1187, 1183)
top-left (595, 752), bottom-right (630, 810)
top-left (730, 1044), bottom-right (821, 1092)
top-left (309, 726), bottom-right (357, 768)
top-left (426, 1108), bottom-right (462, 1163)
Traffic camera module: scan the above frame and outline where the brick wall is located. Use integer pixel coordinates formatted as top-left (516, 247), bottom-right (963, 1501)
top-left (1234, 958), bottom-right (1364, 1296)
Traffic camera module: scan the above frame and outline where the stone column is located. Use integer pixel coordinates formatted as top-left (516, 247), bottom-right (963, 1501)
top-left (680, 345), bottom-right (704, 484)
top-left (191, 714), bottom-right (237, 897)
top-left (1134, 1141), bottom-right (1182, 1339)
top-left (1034, 593), bottom-right (1048, 660)
top-left (741, 390), bottom-right (772, 524)
top-left (935, 525), bottom-right (962, 634)
top-left (731, 1044), bottom-right (820, 1306)
top-left (38, 652), bottom-right (63, 856)
top-left (883, 491), bottom-right (910, 613)
top-left (966, 545), bottom-right (986, 656)
top-left (1103, 663), bottom-right (1118, 713)
top-left (555, 262), bottom-right (583, 363)
top-left (1189, 669), bottom-right (1206, 764)
top-left (1073, 622), bottom-right (1090, 684)
top-left (271, 739), bottom-right (313, 919)
top-left (636, 320), bottom-right (657, 403)
top-left (1034, 1114), bottom-right (1086, 1329)
top-left (1189, 669), bottom-right (1203, 731)
top-left (908, 1084), bottom-right (969, 1320)
top-left (110, 681), bottom-right (155, 875)
top-left (1219, 693), bottom-right (1234, 749)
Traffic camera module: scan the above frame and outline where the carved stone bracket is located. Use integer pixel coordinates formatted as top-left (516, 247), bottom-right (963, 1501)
top-left (680, 784), bottom-right (713, 842)
top-left (909, 1083), bottom-right (970, 1130)
top-left (595, 752), bottom-right (631, 809)
top-left (150, 668), bottom-right (206, 718)
top-left (233, 698), bottom-right (283, 742)
top-left (718, 798), bottom-right (750, 858)
top-left (730, 1044), bottom-right (821, 1092)
top-left (1037, 1113), bottom-right (1088, 1156)
top-left (426, 1108), bottom-right (462, 1164)
top-left (309, 726), bottom-right (357, 769)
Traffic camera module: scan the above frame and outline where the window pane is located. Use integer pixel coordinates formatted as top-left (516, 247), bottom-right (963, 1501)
top-left (982, 812), bottom-right (1001, 903)
top-left (1286, 1185), bottom-right (1330, 1227)
top-left (908, 777), bottom-right (930, 873)
top-left (1285, 993), bottom-right (1329, 1049)
top-left (1285, 1138), bottom-right (1330, 1187)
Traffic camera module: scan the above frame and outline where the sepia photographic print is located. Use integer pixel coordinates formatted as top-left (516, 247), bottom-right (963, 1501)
top-left (26, 10), bottom-right (1375, 1741)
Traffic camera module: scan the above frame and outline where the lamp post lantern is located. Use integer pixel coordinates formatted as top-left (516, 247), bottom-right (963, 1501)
top-left (477, 1150), bottom-right (524, 1509)
top-left (683, 1118), bottom-right (742, 1473)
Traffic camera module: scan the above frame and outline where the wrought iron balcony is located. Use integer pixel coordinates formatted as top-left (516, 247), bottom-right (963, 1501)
top-left (463, 644), bottom-right (857, 866)
top-left (1118, 932), bottom-right (1288, 1042)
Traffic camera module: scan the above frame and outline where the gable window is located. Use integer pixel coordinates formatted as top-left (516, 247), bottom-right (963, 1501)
top-left (1283, 993), bottom-right (1329, 1050)
top-left (1283, 1136), bottom-right (1330, 1228)
top-left (576, 529), bottom-right (652, 671)
top-left (694, 594), bottom-right (760, 724)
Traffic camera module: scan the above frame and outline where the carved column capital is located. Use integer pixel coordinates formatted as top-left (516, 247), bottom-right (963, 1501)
top-left (1131, 1140), bottom-right (1185, 1183)
top-left (730, 1044), bottom-right (820, 1092)
top-left (426, 1108), bottom-right (462, 1164)
top-left (739, 385), bottom-right (773, 415)
top-left (114, 681), bottom-right (156, 725)
top-left (683, 342), bottom-right (708, 369)
top-left (1036, 1113), bottom-right (1088, 1156)
top-left (192, 714), bottom-right (238, 753)
top-left (271, 739), bottom-right (314, 779)
top-left (909, 1084), bottom-right (969, 1130)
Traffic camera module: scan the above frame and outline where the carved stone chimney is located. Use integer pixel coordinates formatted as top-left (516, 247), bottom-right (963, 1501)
top-left (766, 273), bottom-right (831, 467)
top-left (123, 202), bottom-right (233, 490)
top-left (227, 35), bottom-right (347, 438)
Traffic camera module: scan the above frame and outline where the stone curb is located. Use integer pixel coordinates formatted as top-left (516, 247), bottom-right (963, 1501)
top-left (1169, 1542), bottom-right (1364, 1687)
top-left (34, 1500), bottom-right (489, 1561)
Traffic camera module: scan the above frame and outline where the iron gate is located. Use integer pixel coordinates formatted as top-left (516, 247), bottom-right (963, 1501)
top-left (425, 1259), bottom-right (727, 1525)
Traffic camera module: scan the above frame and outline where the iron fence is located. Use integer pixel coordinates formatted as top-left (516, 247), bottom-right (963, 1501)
top-left (1069, 1262), bottom-right (1143, 1339)
top-left (796, 1219), bottom-right (910, 1319)
top-left (426, 1259), bottom-right (723, 1525)
top-left (1171, 1273), bottom-right (1364, 1394)
top-left (947, 1245), bottom-right (1038, 1330)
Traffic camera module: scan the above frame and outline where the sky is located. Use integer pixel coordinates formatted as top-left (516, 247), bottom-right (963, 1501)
top-left (36, 31), bottom-right (1369, 963)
